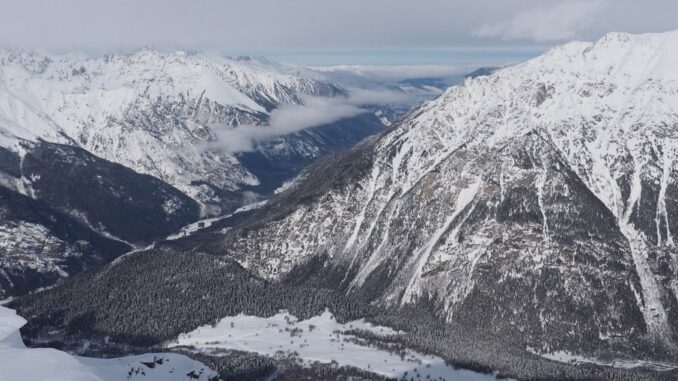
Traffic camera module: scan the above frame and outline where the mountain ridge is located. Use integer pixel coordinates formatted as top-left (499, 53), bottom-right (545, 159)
top-left (0, 48), bottom-right (383, 212)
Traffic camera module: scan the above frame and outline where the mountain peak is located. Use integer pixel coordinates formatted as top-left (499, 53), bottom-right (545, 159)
top-left (533, 29), bottom-right (678, 82)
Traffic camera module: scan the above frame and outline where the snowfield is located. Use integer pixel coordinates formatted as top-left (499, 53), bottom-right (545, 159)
top-left (170, 310), bottom-right (501, 381)
top-left (0, 306), bottom-right (218, 381)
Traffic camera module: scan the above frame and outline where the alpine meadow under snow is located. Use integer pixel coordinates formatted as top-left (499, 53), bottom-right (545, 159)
top-left (1, 6), bottom-right (678, 381)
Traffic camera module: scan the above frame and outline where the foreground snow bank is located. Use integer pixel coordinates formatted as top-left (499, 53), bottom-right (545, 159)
top-left (0, 306), bottom-right (217, 381)
top-left (171, 309), bottom-right (501, 381)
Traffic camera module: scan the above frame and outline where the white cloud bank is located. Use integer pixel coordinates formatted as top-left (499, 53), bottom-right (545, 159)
top-left (207, 87), bottom-right (415, 153)
top-left (473, 0), bottom-right (610, 42)
top-left (210, 96), bottom-right (364, 153)
top-left (313, 65), bottom-right (473, 81)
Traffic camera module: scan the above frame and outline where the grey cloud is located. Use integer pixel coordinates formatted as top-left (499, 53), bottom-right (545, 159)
top-left (473, 1), bottom-right (610, 42)
top-left (313, 65), bottom-right (473, 81)
top-left (0, 0), bottom-right (676, 56)
top-left (344, 88), bottom-right (414, 106)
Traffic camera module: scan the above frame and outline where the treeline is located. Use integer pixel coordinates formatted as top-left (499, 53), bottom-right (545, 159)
top-left (11, 247), bottom-right (678, 381)
top-left (11, 249), bottom-right (371, 347)
top-left (272, 358), bottom-right (393, 381)
top-left (172, 350), bottom-right (393, 381)
top-left (364, 302), bottom-right (678, 381)
top-left (173, 349), bottom-right (277, 381)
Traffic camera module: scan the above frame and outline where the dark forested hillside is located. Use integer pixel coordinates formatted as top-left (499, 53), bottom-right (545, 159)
top-left (11, 249), bottom-right (369, 348)
top-left (0, 186), bottom-right (131, 298)
top-left (22, 142), bottom-right (201, 243)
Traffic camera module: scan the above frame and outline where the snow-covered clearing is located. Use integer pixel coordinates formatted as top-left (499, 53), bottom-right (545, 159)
top-left (170, 310), bottom-right (501, 381)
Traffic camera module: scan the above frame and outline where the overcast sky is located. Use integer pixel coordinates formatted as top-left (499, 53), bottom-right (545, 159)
top-left (0, 0), bottom-right (676, 65)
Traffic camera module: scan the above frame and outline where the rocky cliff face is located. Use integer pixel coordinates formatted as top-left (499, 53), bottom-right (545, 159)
top-left (0, 139), bottom-right (203, 298)
top-left (21, 141), bottom-right (201, 244)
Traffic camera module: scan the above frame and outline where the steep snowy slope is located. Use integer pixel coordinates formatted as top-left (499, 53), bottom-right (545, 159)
top-left (0, 306), bottom-right (219, 381)
top-left (198, 31), bottom-right (678, 358)
top-left (0, 50), bottom-right (381, 211)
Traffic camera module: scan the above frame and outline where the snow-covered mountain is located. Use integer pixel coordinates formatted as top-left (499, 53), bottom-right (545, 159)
top-left (189, 30), bottom-right (678, 362)
top-left (0, 49), bottom-right (382, 212)
top-left (0, 50), bottom-right (385, 298)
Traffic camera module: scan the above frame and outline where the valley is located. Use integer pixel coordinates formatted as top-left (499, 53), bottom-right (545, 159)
top-left (1, 19), bottom-right (678, 381)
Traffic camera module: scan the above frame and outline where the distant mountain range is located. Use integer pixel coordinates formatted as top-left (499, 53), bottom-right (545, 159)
top-left (0, 50), bottom-right (386, 209)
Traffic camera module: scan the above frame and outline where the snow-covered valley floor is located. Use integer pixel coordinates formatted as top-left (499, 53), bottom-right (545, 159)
top-left (165, 200), bottom-right (268, 241)
top-left (530, 349), bottom-right (678, 372)
top-left (169, 310), bottom-right (501, 381)
top-left (0, 306), bottom-right (217, 381)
